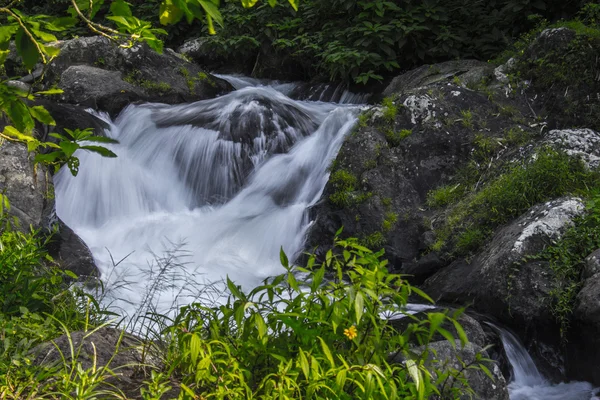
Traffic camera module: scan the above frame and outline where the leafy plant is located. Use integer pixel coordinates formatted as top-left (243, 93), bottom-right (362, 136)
top-left (34, 128), bottom-right (118, 176)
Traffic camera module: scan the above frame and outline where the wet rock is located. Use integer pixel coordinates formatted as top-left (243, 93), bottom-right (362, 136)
top-left (0, 140), bottom-right (49, 230)
top-left (523, 28), bottom-right (577, 62)
top-left (568, 273), bottom-right (600, 385)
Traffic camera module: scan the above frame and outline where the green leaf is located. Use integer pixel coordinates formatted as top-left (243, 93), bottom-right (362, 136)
top-left (0, 25), bottom-right (19, 46)
top-left (159, 0), bottom-right (184, 25)
top-left (288, 0), bottom-right (299, 11)
top-left (29, 105), bottom-right (55, 125)
top-left (240, 0), bottom-right (259, 8)
top-left (45, 17), bottom-right (78, 31)
top-left (280, 247), bottom-right (289, 268)
top-left (31, 29), bottom-right (57, 43)
top-left (0, 49), bottom-right (9, 65)
top-left (298, 348), bottom-right (310, 380)
top-left (35, 88), bottom-right (64, 95)
top-left (34, 151), bottom-right (62, 164)
top-left (317, 337), bottom-right (335, 368)
top-left (268, 0), bottom-right (277, 6)
top-left (79, 145), bottom-right (117, 157)
top-left (452, 319), bottom-right (469, 347)
top-left (81, 136), bottom-right (119, 144)
top-left (198, 0), bottom-right (224, 27)
top-left (354, 291), bottom-right (364, 324)
top-left (59, 140), bottom-right (79, 158)
top-left (42, 44), bottom-right (60, 57)
top-left (227, 276), bottom-right (243, 299)
top-left (6, 101), bottom-right (34, 133)
top-left (15, 28), bottom-right (40, 69)
top-left (437, 327), bottom-right (456, 347)
top-left (110, 0), bottom-right (133, 17)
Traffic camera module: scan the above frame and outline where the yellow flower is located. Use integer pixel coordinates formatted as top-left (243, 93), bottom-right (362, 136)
top-left (343, 325), bottom-right (357, 340)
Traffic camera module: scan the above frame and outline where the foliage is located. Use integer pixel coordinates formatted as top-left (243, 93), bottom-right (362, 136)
top-left (183, 0), bottom-right (589, 83)
top-left (329, 168), bottom-right (372, 209)
top-left (160, 237), bottom-right (491, 399)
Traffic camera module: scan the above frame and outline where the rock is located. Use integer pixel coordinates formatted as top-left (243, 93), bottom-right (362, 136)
top-left (523, 28), bottom-right (577, 62)
top-left (43, 36), bottom-right (233, 116)
top-left (0, 140), bottom-right (49, 230)
top-left (584, 249), bottom-right (600, 280)
top-left (391, 340), bottom-right (509, 400)
top-left (543, 129), bottom-right (600, 169)
top-left (390, 310), bottom-right (489, 349)
top-left (422, 197), bottom-right (585, 378)
top-left (58, 65), bottom-right (145, 115)
top-left (33, 327), bottom-right (177, 399)
top-left (382, 60), bottom-right (493, 98)
top-left (305, 74), bottom-right (532, 276)
top-left (567, 273), bottom-right (600, 385)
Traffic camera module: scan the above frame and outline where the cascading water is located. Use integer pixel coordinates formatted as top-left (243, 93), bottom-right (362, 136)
top-left (55, 81), bottom-right (359, 322)
top-left (493, 325), bottom-right (598, 400)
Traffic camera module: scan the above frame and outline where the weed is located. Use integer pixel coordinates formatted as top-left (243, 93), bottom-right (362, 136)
top-left (385, 128), bottom-right (412, 147)
top-left (382, 97), bottom-right (398, 123)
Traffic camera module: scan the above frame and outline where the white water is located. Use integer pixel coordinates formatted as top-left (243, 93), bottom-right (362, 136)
top-left (497, 327), bottom-right (598, 400)
top-left (55, 83), bottom-right (358, 321)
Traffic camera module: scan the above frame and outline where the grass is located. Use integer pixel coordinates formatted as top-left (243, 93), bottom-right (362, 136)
top-left (431, 148), bottom-right (600, 257)
top-left (328, 169), bottom-right (372, 208)
top-left (385, 128), bottom-right (412, 147)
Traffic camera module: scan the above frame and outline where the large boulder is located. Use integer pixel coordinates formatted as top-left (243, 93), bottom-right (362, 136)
top-left (422, 197), bottom-right (585, 379)
top-left (40, 36), bottom-right (233, 116)
top-left (305, 63), bottom-right (534, 273)
top-left (382, 59), bottom-right (493, 98)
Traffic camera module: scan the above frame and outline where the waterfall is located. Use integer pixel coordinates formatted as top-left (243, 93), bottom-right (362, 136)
top-left (493, 326), bottom-right (598, 400)
top-left (55, 83), bottom-right (359, 322)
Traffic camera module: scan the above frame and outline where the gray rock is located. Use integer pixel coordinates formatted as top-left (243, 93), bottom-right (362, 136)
top-left (58, 65), bottom-right (145, 113)
top-left (584, 249), bottom-right (600, 280)
top-left (0, 140), bottom-right (49, 230)
top-left (43, 36), bottom-right (233, 116)
top-left (543, 129), bottom-right (600, 169)
top-left (382, 60), bottom-right (493, 98)
top-left (524, 28), bottom-right (577, 62)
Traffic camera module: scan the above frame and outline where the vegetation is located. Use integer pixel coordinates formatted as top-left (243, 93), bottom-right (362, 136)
top-left (430, 148), bottom-right (600, 256)
top-left (329, 169), bottom-right (372, 209)
top-left (0, 215), bottom-right (495, 398)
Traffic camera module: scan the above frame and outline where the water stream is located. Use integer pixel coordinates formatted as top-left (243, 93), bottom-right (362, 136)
top-left (55, 79), bottom-right (359, 321)
top-left (495, 326), bottom-right (598, 400)
top-left (55, 77), bottom-right (597, 398)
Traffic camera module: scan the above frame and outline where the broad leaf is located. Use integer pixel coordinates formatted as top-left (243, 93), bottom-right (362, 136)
top-left (159, 0), bottom-right (184, 25)
top-left (15, 28), bottom-right (40, 69)
top-left (79, 145), bottom-right (117, 157)
top-left (29, 105), bottom-right (56, 126)
top-left (110, 0), bottom-right (133, 17)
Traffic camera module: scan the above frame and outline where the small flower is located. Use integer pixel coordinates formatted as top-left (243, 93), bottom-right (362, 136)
top-left (343, 325), bottom-right (357, 340)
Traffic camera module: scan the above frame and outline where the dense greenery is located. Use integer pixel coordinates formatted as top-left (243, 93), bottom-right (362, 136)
top-left (178, 0), bottom-right (589, 83)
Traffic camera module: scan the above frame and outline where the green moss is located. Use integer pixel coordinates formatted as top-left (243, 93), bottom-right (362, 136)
top-left (382, 212), bottom-right (398, 233)
top-left (363, 159), bottom-right (377, 170)
top-left (328, 169), bottom-right (372, 208)
top-left (361, 231), bottom-right (386, 248)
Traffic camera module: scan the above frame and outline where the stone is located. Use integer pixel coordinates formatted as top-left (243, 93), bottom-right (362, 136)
top-left (42, 36), bottom-right (233, 116)
top-left (584, 249), bottom-right (600, 280)
top-left (382, 59), bottom-right (493, 98)
top-left (543, 129), bottom-right (600, 169)
top-left (58, 65), bottom-right (145, 115)
top-left (0, 140), bottom-right (49, 231)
